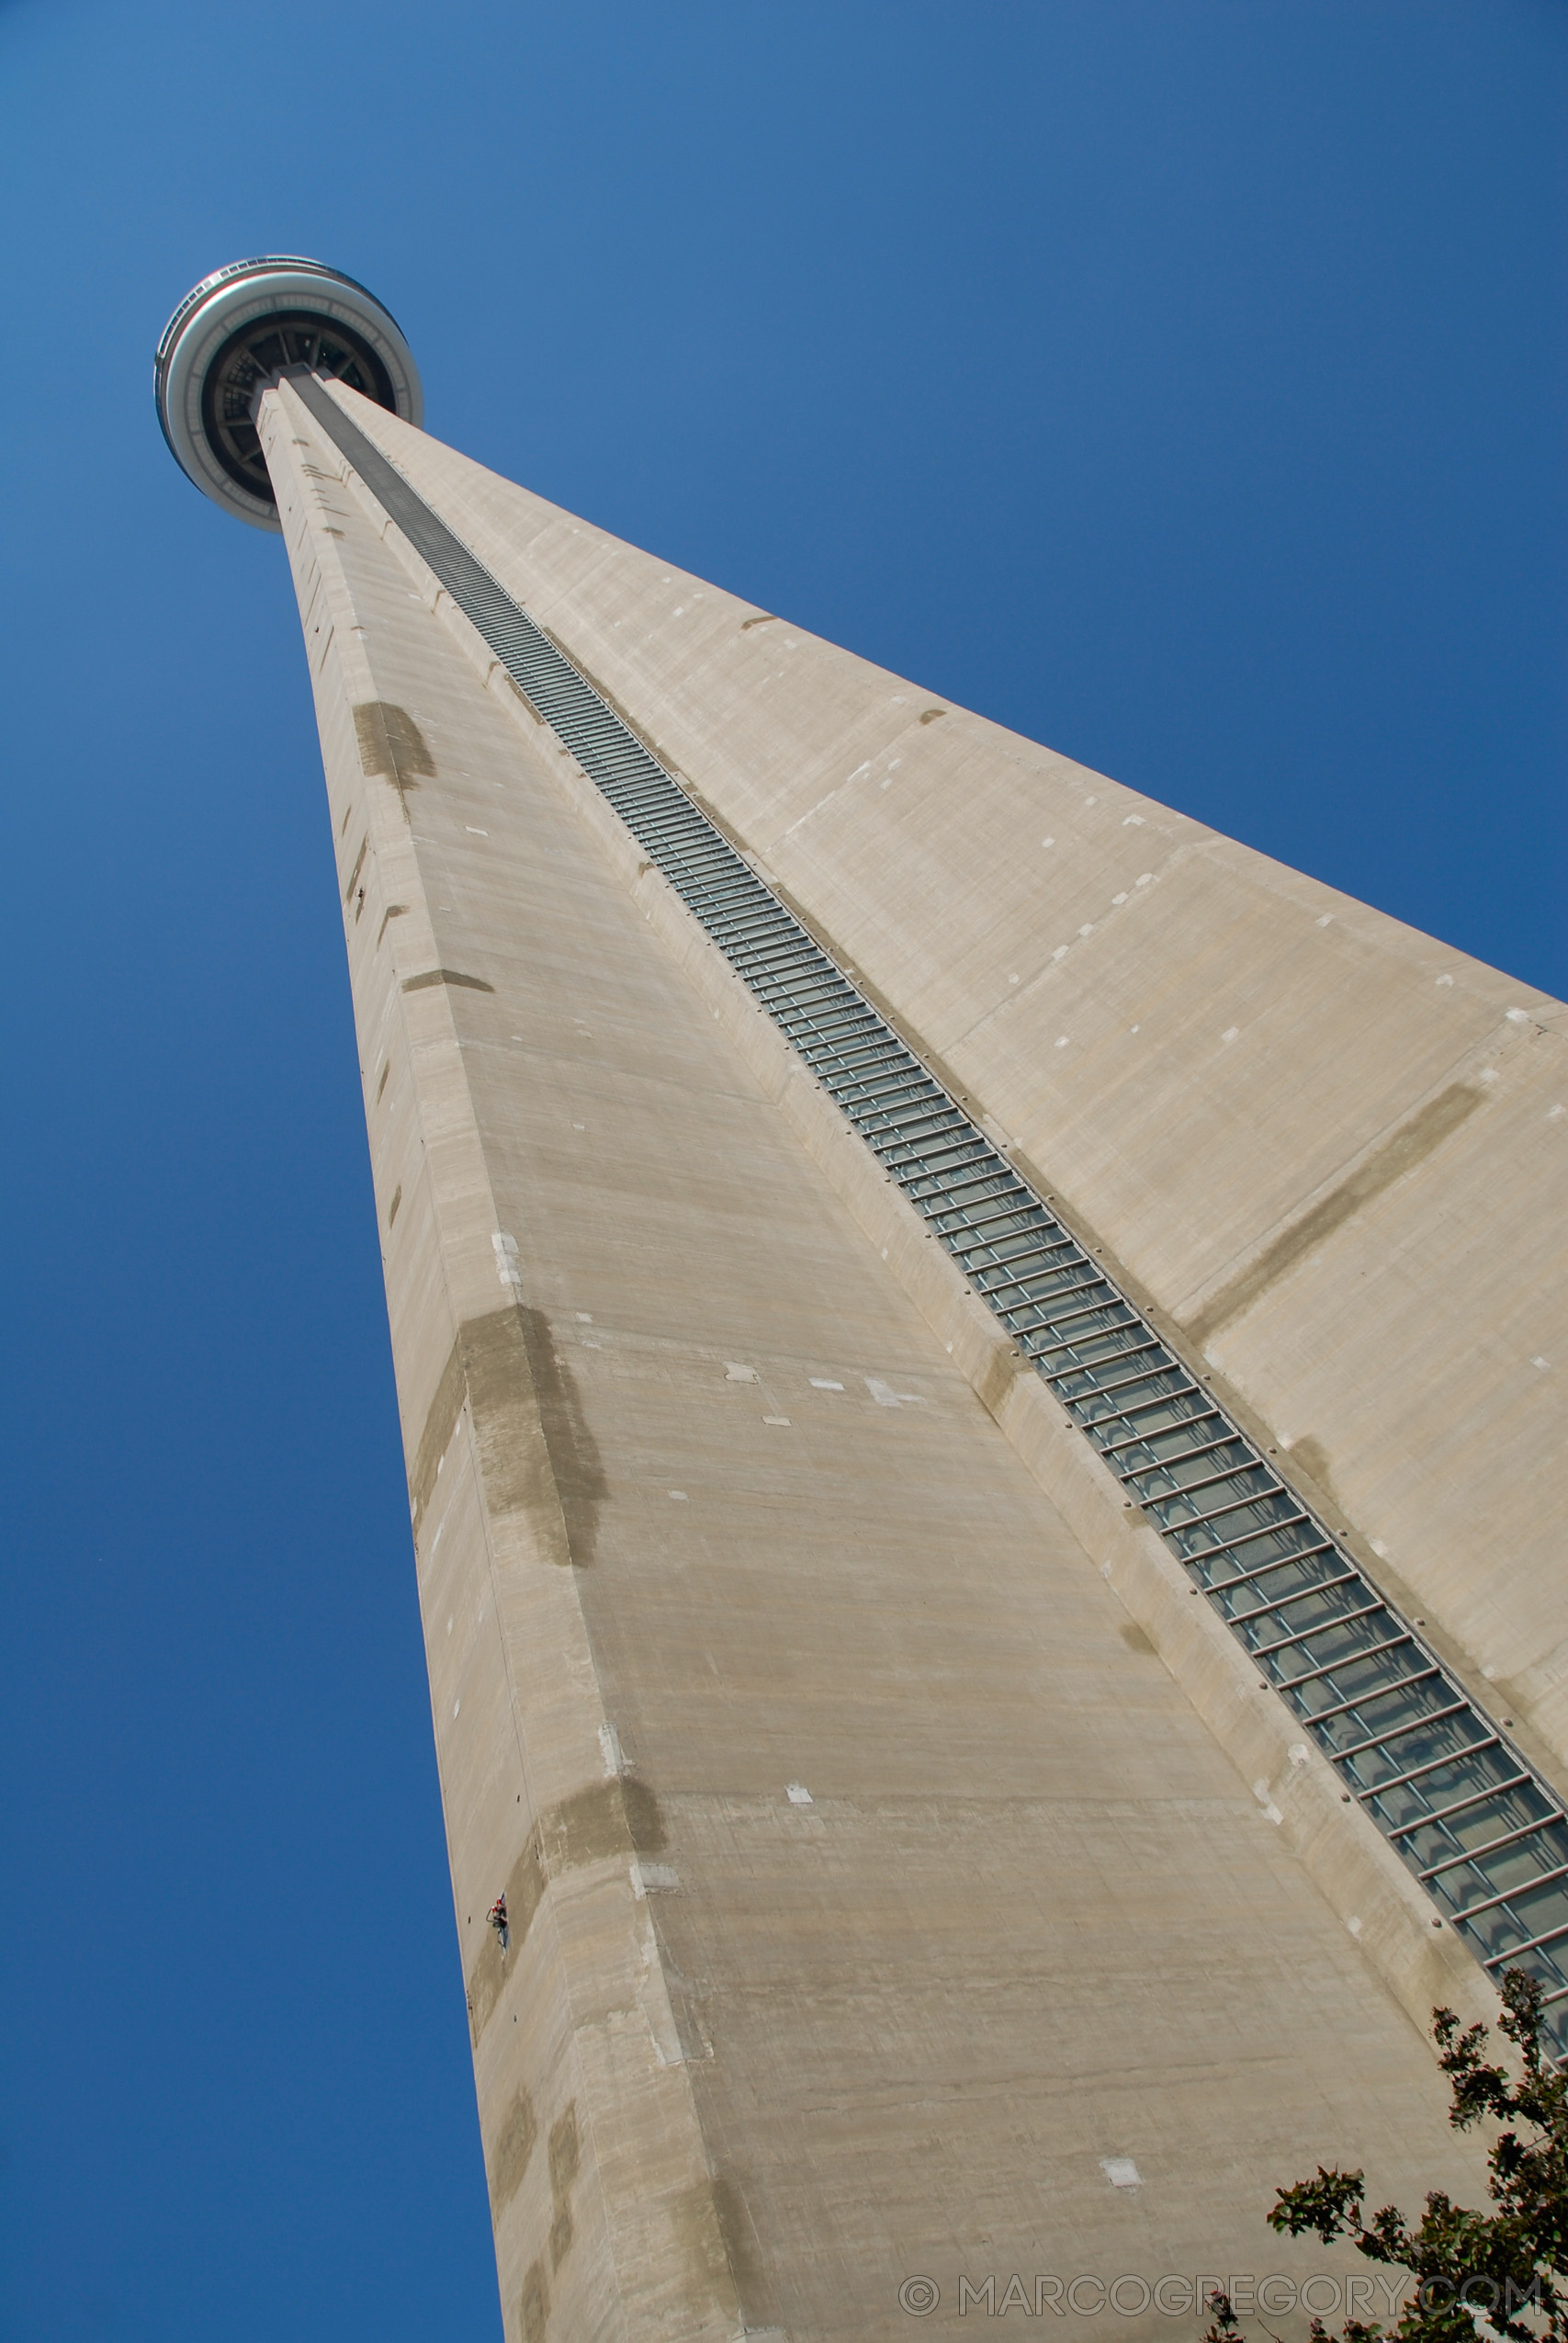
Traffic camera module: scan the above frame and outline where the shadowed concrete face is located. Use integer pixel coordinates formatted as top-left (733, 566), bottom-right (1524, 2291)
top-left (248, 375), bottom-right (1551, 2343)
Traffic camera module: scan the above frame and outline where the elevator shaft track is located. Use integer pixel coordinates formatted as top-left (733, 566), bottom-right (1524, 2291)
top-left (293, 371), bottom-right (1568, 2054)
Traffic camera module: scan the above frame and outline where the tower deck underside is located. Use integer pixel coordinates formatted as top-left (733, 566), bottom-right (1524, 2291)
top-left (259, 377), bottom-right (1540, 2342)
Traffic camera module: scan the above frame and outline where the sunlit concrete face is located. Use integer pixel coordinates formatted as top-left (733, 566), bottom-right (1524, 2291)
top-left (208, 360), bottom-right (1566, 2343)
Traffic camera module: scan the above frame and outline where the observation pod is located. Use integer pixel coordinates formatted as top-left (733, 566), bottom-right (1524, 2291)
top-left (154, 256), bottom-right (422, 529)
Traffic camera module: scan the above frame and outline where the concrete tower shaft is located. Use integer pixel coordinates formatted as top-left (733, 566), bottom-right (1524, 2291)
top-left (153, 265), bottom-right (1568, 2343)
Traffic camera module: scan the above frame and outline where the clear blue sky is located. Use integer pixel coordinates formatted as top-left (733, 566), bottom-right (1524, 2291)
top-left (1, 3), bottom-right (1562, 2335)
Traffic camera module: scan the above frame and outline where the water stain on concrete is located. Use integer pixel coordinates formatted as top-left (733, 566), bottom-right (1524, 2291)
top-left (353, 700), bottom-right (434, 819)
top-left (377, 902), bottom-right (407, 946)
top-left (520, 2258), bottom-right (549, 2343)
top-left (548, 2101), bottom-right (580, 2196)
top-left (546, 1777), bottom-right (666, 1868)
top-left (467, 1788), bottom-right (665, 2044)
top-left (467, 1830), bottom-right (548, 2043)
top-left (410, 1307), bottom-right (604, 1558)
top-left (410, 1336), bottom-right (466, 1542)
top-left (973, 1341), bottom-right (1021, 1423)
top-left (1285, 1435), bottom-right (1337, 1513)
top-left (1188, 1081), bottom-right (1485, 1344)
top-left (518, 1306), bottom-right (607, 1568)
top-left (486, 2084), bottom-right (539, 2213)
top-left (459, 1307), bottom-right (559, 1531)
top-left (547, 2100), bottom-right (580, 2269)
top-left (400, 967), bottom-right (495, 993)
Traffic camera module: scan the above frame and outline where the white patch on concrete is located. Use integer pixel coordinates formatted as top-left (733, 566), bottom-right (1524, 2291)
top-left (726, 1363), bottom-right (759, 1382)
top-left (1055, 1036), bottom-right (1069, 1049)
top-left (1436, 973), bottom-right (1455, 986)
top-left (763, 1416), bottom-right (792, 1426)
top-left (1222, 1027), bottom-right (1240, 1043)
top-left (810, 1378), bottom-right (844, 1390)
top-left (453, 1700), bottom-right (461, 1718)
top-left (636, 1915), bottom-right (686, 2066)
top-left (1135, 873), bottom-right (1153, 886)
top-left (571, 1121), bottom-right (585, 1130)
top-left (1533, 1356), bottom-right (1551, 1371)
top-left (465, 826), bottom-right (489, 836)
top-left (446, 1615), bottom-right (453, 1636)
top-left (1100, 2158), bottom-right (1142, 2190)
top-left (1481, 1068), bottom-right (1499, 1082)
top-left (1289, 1744), bottom-right (1311, 1767)
top-left (1051, 945), bottom-right (1069, 961)
top-left (1347, 1915), bottom-right (1363, 1937)
top-left (630, 1862), bottom-right (680, 1896)
top-left (1111, 891), bottom-right (1128, 904)
top-left (1078, 922), bottom-right (1095, 936)
top-left (1008, 973), bottom-right (1020, 985)
top-left (1122, 814), bottom-right (1145, 827)
top-left (786, 1783), bottom-right (813, 1805)
top-left (1506, 1007), bottom-right (1531, 1023)
top-left (1316, 913), bottom-right (1334, 927)
top-left (492, 1231), bottom-right (522, 1288)
top-left (1371, 1538), bottom-right (1389, 1557)
top-left (1550, 1105), bottom-right (1564, 1119)
top-left (599, 1722), bottom-right (626, 1777)
top-left (668, 1489), bottom-right (688, 1501)
top-left (865, 1379), bottom-right (901, 1408)
top-left (1042, 835), bottom-right (1055, 848)
top-left (1084, 795), bottom-right (1098, 806)
top-left (577, 1312), bottom-right (592, 1322)
top-left (1252, 1781), bottom-right (1284, 1825)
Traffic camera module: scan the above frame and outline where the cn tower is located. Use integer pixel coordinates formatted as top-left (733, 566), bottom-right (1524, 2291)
top-left (156, 258), bottom-right (1568, 2343)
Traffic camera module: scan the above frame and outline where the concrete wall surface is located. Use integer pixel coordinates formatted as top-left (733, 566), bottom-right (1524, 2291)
top-left (260, 379), bottom-right (1512, 2341)
top-left (333, 390), bottom-right (1568, 1794)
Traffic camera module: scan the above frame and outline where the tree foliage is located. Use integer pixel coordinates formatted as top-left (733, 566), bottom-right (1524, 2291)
top-left (1203, 1972), bottom-right (1568, 2343)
